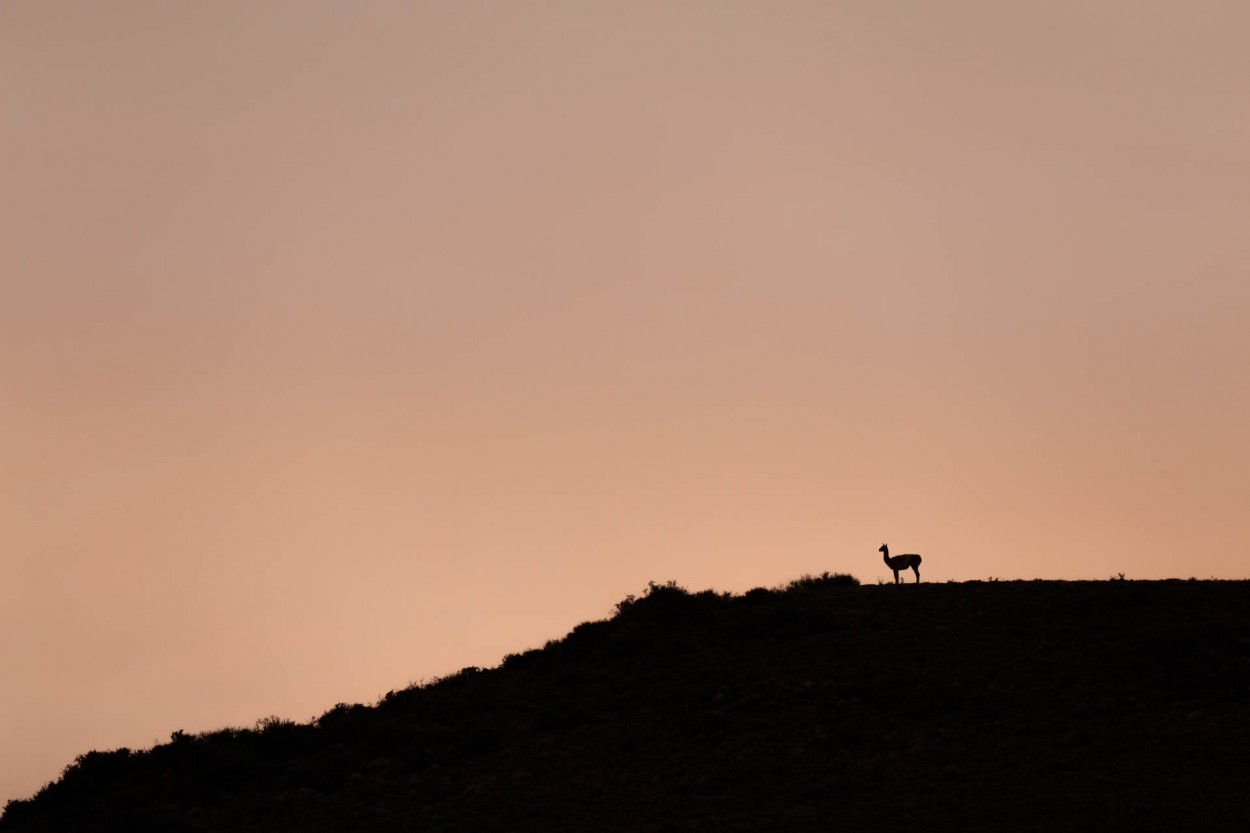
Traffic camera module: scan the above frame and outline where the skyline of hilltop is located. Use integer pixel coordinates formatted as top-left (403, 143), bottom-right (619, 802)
top-left (4, 0), bottom-right (1249, 807)
top-left (5, 577), bottom-right (1249, 830)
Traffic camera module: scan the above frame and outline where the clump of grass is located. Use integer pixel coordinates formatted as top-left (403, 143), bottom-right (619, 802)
top-left (784, 571), bottom-right (860, 591)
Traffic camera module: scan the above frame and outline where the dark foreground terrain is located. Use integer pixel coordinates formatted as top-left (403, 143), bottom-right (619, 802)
top-left (4, 577), bottom-right (1249, 832)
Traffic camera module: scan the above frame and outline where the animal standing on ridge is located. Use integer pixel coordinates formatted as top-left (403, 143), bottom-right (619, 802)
top-left (880, 543), bottom-right (922, 584)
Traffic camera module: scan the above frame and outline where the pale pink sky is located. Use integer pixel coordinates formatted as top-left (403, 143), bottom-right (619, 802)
top-left (3, 0), bottom-right (1248, 804)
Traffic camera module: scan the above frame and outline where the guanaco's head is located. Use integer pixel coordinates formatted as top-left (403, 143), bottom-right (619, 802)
top-left (878, 543), bottom-right (888, 554)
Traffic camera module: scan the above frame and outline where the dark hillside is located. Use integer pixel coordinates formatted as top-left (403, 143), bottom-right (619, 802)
top-left (4, 577), bottom-right (1249, 832)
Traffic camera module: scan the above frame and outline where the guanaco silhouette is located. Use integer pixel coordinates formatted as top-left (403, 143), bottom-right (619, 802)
top-left (880, 543), bottom-right (922, 584)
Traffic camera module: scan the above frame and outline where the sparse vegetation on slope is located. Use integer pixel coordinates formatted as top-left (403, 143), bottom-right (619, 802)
top-left (3, 578), bottom-right (1248, 832)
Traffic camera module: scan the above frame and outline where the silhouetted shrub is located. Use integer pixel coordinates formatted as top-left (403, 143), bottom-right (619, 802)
top-left (255, 715), bottom-right (297, 734)
top-left (567, 618), bottom-right (612, 644)
top-left (503, 646), bottom-right (554, 672)
top-left (614, 580), bottom-right (688, 615)
top-left (555, 619), bottom-right (614, 661)
top-left (63, 748), bottom-right (133, 784)
top-left (197, 726), bottom-right (246, 745)
top-left (785, 571), bottom-right (860, 591)
top-left (251, 715), bottom-right (317, 761)
top-left (614, 582), bottom-right (732, 627)
top-left (0, 802), bottom-right (30, 828)
top-left (316, 703), bottom-right (370, 735)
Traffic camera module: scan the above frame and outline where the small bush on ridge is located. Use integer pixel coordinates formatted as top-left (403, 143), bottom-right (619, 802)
top-left (785, 572), bottom-right (860, 591)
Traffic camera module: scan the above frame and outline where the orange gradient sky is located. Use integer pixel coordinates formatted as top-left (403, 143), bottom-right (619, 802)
top-left (3, 0), bottom-right (1248, 804)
